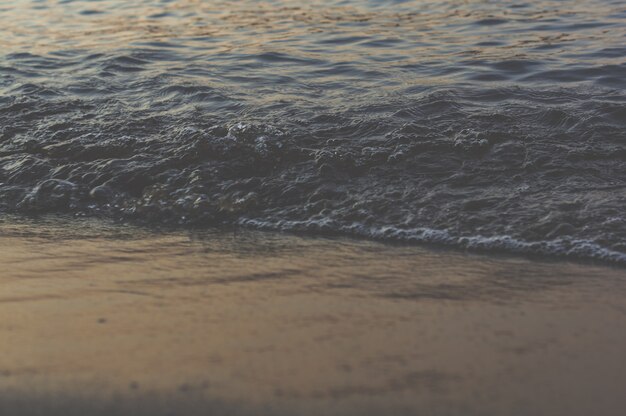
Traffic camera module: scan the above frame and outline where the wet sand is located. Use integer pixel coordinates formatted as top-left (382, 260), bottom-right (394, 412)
top-left (1, 217), bottom-right (626, 416)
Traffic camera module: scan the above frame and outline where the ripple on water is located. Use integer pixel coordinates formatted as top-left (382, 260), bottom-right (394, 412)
top-left (0, 0), bottom-right (625, 262)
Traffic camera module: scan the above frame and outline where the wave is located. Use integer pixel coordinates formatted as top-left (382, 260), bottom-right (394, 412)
top-left (1, 0), bottom-right (625, 264)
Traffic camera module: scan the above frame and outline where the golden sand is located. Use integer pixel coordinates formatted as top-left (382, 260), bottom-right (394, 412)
top-left (1, 217), bottom-right (625, 415)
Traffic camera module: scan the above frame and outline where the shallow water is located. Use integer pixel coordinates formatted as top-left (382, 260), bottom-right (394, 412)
top-left (1, 217), bottom-right (626, 416)
top-left (1, 0), bottom-right (625, 262)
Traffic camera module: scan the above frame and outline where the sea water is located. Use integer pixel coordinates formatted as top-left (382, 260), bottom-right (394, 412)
top-left (1, 0), bottom-right (625, 262)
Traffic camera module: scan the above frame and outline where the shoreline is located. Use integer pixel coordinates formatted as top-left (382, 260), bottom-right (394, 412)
top-left (3, 213), bottom-right (625, 268)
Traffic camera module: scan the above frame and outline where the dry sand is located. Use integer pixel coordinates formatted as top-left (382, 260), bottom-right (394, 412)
top-left (1, 217), bottom-right (626, 416)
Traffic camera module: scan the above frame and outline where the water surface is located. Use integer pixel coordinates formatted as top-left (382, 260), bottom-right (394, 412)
top-left (1, 0), bottom-right (625, 262)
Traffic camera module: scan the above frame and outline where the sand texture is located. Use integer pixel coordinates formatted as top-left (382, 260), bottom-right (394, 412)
top-left (1, 218), bottom-right (626, 416)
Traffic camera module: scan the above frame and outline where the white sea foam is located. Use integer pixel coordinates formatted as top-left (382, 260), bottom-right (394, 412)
top-left (239, 218), bottom-right (626, 264)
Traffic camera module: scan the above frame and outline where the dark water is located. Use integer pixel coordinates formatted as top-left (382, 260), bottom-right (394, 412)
top-left (1, 0), bottom-right (625, 262)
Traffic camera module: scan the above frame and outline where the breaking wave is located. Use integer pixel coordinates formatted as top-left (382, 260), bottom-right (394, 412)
top-left (1, 0), bottom-right (625, 263)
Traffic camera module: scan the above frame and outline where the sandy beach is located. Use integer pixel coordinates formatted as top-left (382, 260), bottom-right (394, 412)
top-left (1, 217), bottom-right (625, 416)
top-left (2, 0), bottom-right (625, 414)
